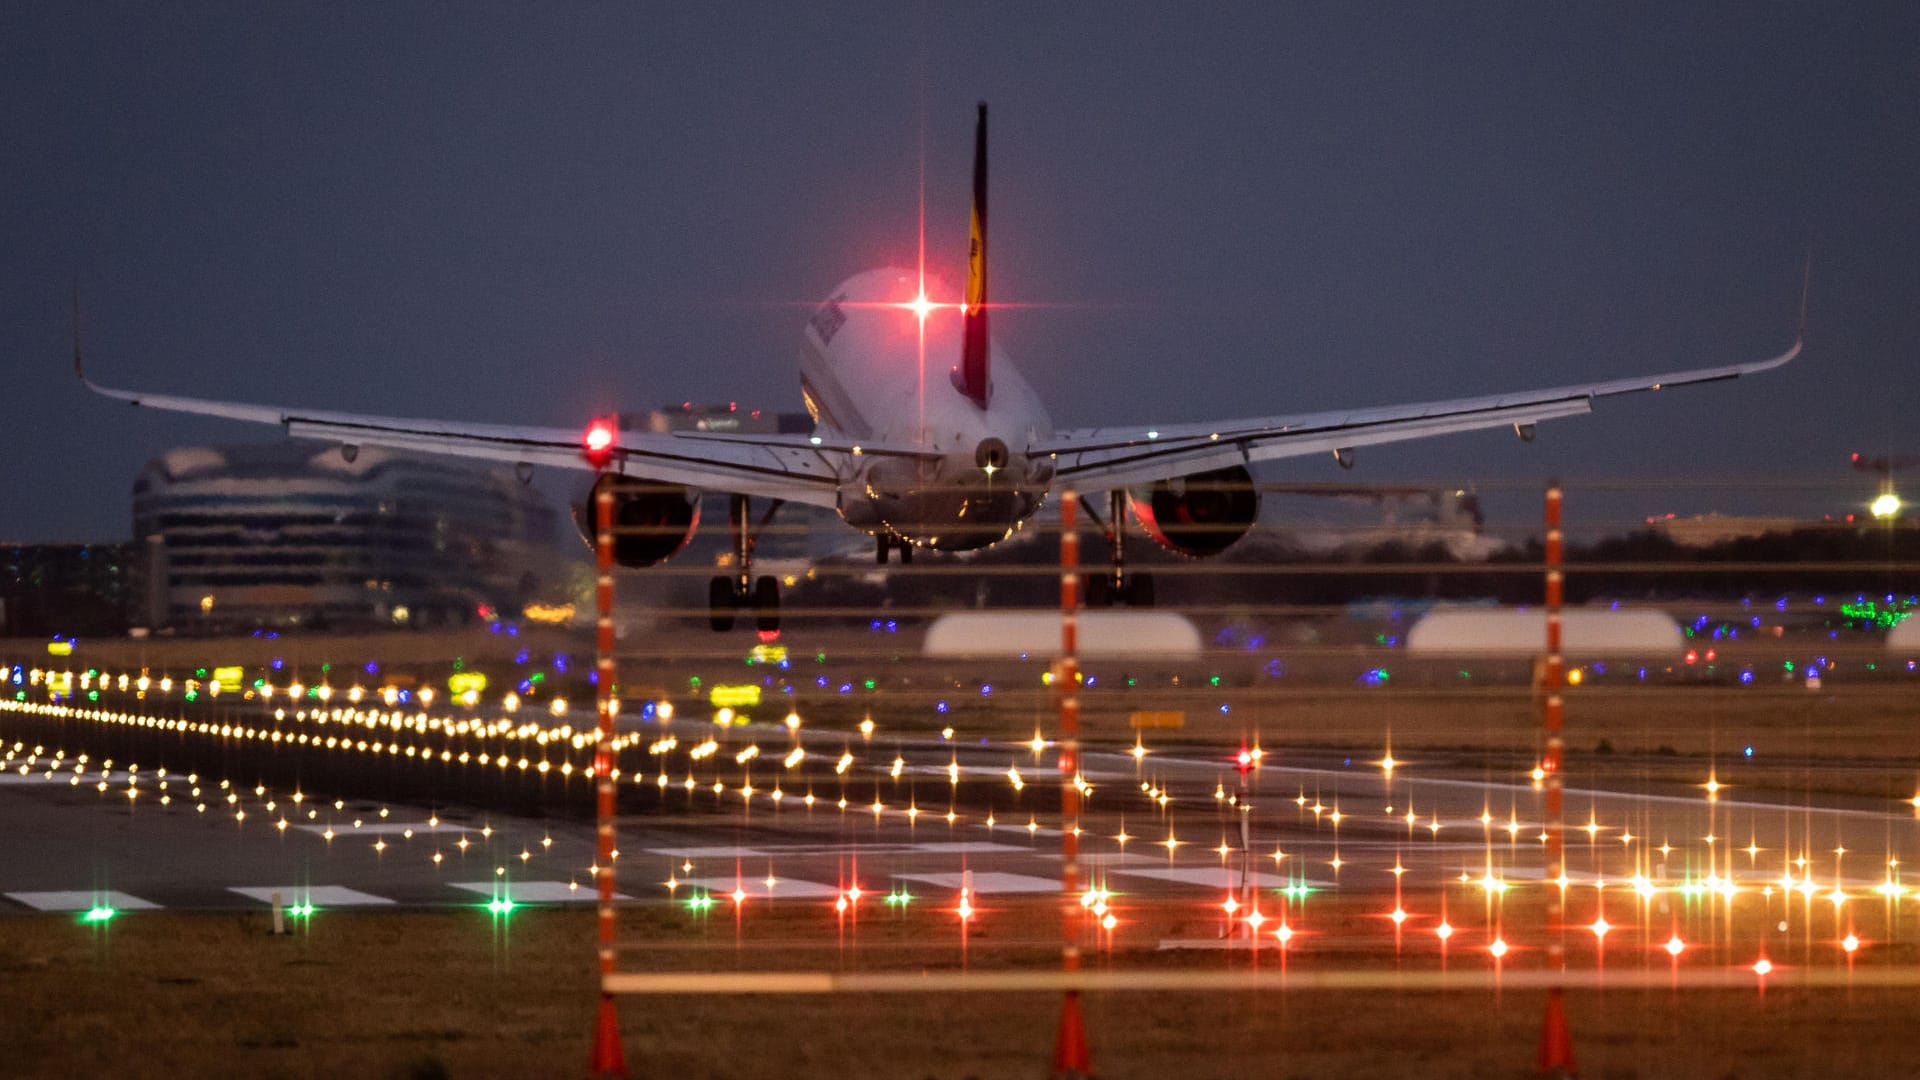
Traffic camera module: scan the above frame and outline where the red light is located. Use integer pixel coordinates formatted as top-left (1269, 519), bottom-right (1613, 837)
top-left (892, 290), bottom-right (957, 324)
top-left (583, 419), bottom-right (617, 468)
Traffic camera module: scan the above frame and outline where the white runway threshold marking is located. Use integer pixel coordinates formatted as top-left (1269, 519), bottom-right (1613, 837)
top-left (229, 886), bottom-right (395, 907)
top-left (898, 872), bottom-right (1060, 894)
top-left (6, 889), bottom-right (161, 912)
top-left (0, 771), bottom-right (66, 784)
top-left (294, 823), bottom-right (467, 837)
top-left (645, 841), bottom-right (1033, 859)
top-left (449, 881), bottom-right (620, 903)
top-left (675, 877), bottom-right (842, 900)
top-left (1110, 867), bottom-right (1334, 890)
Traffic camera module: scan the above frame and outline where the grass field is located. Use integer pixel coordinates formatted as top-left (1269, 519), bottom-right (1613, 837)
top-left (4, 898), bottom-right (1918, 1079)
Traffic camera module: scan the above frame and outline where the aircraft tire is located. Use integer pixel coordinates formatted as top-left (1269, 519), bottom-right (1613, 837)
top-left (1124, 571), bottom-right (1156, 607)
top-left (752, 575), bottom-right (780, 634)
top-left (1085, 574), bottom-right (1113, 607)
top-left (708, 576), bottom-right (737, 633)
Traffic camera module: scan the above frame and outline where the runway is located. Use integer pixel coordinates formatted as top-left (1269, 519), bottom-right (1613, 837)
top-left (8, 712), bottom-right (1918, 958)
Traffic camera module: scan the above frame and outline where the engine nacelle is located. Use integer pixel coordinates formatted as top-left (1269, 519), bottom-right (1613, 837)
top-left (1127, 465), bottom-right (1259, 557)
top-left (572, 475), bottom-right (701, 567)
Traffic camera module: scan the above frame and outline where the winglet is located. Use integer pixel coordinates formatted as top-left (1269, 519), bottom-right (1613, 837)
top-left (71, 283), bottom-right (87, 385)
top-left (1796, 248), bottom-right (1812, 343)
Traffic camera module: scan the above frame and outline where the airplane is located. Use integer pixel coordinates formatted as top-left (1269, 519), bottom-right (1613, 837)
top-left (76, 102), bottom-right (1802, 633)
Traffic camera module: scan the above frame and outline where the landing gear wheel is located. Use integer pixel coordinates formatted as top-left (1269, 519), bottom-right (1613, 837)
top-left (752, 575), bottom-right (780, 634)
top-left (1123, 571), bottom-right (1156, 607)
top-left (876, 533), bottom-right (913, 565)
top-left (708, 575), bottom-right (737, 633)
top-left (1085, 574), bottom-right (1114, 608)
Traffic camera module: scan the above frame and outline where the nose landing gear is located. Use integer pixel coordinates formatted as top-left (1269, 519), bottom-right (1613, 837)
top-left (876, 532), bottom-right (913, 565)
top-left (708, 494), bottom-right (784, 632)
top-left (1080, 490), bottom-right (1154, 607)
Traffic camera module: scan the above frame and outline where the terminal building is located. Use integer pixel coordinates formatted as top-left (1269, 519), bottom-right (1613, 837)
top-left (133, 443), bottom-right (564, 632)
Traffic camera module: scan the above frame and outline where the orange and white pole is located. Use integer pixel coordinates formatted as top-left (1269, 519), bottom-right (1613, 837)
top-left (1052, 494), bottom-right (1091, 1079)
top-left (590, 477), bottom-right (627, 1078)
top-left (1538, 481), bottom-right (1574, 1077)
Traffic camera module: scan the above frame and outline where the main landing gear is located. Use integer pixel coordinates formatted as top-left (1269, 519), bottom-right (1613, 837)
top-left (875, 532), bottom-right (913, 565)
top-left (1081, 490), bottom-right (1154, 607)
top-left (709, 494), bottom-right (783, 633)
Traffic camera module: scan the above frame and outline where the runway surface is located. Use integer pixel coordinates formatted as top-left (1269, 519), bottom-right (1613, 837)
top-left (7, 722), bottom-right (1915, 941)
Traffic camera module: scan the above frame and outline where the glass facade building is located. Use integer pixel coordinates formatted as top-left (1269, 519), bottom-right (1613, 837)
top-left (134, 444), bottom-right (562, 632)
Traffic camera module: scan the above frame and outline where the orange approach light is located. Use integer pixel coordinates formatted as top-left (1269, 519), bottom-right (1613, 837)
top-left (583, 419), bottom-right (617, 468)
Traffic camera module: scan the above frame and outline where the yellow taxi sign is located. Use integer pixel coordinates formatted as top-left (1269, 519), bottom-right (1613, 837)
top-left (47, 671), bottom-right (73, 694)
top-left (708, 684), bottom-right (762, 709)
top-left (46, 640), bottom-right (73, 657)
top-left (448, 672), bottom-right (488, 695)
top-left (748, 644), bottom-right (788, 664)
top-left (211, 666), bottom-right (245, 691)
top-left (1128, 710), bottom-right (1185, 730)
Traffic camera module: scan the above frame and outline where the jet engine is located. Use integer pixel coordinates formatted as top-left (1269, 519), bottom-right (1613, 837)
top-left (572, 474), bottom-right (700, 567)
top-left (1127, 465), bottom-right (1259, 557)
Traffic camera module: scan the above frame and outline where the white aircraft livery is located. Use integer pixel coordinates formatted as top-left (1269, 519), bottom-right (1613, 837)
top-left (79, 103), bottom-right (1801, 632)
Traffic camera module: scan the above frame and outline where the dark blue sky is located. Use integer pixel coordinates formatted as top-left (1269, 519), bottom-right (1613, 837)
top-left (6, 4), bottom-right (1916, 541)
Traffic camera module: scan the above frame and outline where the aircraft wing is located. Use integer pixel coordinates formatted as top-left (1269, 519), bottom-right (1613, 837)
top-left (1035, 338), bottom-right (1801, 491)
top-left (78, 372), bottom-right (857, 507)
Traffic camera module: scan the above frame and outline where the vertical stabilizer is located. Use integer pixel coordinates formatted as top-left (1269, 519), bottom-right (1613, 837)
top-left (955, 102), bottom-right (991, 409)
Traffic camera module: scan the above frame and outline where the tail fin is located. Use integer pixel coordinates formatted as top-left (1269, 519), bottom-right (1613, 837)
top-left (955, 101), bottom-right (991, 409)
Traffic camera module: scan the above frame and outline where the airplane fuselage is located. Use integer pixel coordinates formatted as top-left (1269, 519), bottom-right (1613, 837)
top-left (801, 268), bottom-right (1054, 550)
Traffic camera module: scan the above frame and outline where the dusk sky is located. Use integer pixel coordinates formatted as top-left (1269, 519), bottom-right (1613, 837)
top-left (6, 5), bottom-right (1916, 542)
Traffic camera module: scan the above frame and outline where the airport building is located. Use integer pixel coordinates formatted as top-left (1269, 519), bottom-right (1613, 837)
top-left (133, 443), bottom-right (564, 632)
top-left (628, 402), bottom-right (813, 436)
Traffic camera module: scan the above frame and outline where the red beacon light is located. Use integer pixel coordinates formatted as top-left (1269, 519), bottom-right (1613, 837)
top-left (582, 418), bottom-right (618, 469)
